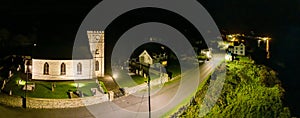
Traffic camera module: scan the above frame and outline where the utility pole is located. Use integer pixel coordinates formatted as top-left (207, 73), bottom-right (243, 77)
top-left (24, 61), bottom-right (29, 108)
top-left (147, 64), bottom-right (151, 118)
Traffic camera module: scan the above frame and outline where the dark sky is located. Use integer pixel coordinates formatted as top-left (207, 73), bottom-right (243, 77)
top-left (0, 0), bottom-right (299, 61)
top-left (0, 0), bottom-right (299, 65)
top-left (0, 0), bottom-right (298, 40)
top-left (0, 0), bottom-right (299, 64)
top-left (1, 0), bottom-right (299, 35)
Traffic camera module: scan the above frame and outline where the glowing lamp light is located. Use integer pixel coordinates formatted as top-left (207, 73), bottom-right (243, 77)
top-left (225, 54), bottom-right (232, 61)
top-left (17, 79), bottom-right (26, 85)
top-left (162, 61), bottom-right (167, 66)
top-left (113, 73), bottom-right (118, 78)
top-left (70, 83), bottom-right (86, 88)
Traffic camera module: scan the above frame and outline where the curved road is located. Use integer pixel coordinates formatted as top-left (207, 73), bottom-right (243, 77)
top-left (0, 54), bottom-right (224, 118)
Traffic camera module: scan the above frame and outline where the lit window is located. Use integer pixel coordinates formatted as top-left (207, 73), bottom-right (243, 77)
top-left (95, 49), bottom-right (99, 54)
top-left (77, 63), bottom-right (82, 75)
top-left (61, 63), bottom-right (66, 75)
top-left (95, 61), bottom-right (99, 71)
top-left (44, 62), bottom-right (49, 75)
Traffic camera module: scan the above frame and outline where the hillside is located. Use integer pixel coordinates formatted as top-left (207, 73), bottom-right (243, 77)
top-left (178, 57), bottom-right (290, 117)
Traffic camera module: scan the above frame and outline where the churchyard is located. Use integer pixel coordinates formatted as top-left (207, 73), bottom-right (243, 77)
top-left (1, 71), bottom-right (107, 99)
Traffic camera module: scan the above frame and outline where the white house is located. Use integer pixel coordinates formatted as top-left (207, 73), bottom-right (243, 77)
top-left (234, 43), bottom-right (245, 56)
top-left (138, 50), bottom-right (167, 68)
top-left (228, 43), bottom-right (245, 56)
top-left (139, 50), bottom-right (153, 65)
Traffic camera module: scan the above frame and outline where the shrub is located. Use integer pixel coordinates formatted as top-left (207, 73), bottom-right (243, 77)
top-left (179, 59), bottom-right (290, 117)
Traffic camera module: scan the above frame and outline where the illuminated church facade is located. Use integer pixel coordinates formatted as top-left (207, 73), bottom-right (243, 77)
top-left (28, 31), bottom-right (105, 80)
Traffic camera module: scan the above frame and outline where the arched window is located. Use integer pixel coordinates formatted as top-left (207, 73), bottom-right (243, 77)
top-left (95, 61), bottom-right (99, 71)
top-left (43, 62), bottom-right (49, 75)
top-left (77, 63), bottom-right (82, 74)
top-left (95, 49), bottom-right (99, 54)
top-left (61, 63), bottom-right (66, 75)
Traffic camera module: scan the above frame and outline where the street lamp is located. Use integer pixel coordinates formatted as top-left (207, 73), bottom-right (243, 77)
top-left (147, 64), bottom-right (151, 118)
top-left (24, 59), bottom-right (31, 108)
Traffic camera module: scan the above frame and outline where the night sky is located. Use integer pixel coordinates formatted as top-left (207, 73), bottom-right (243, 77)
top-left (1, 0), bottom-right (300, 116)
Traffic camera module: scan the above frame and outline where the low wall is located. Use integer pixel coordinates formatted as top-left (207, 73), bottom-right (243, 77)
top-left (26, 94), bottom-right (109, 109)
top-left (123, 75), bottom-right (168, 95)
top-left (0, 93), bottom-right (109, 109)
top-left (0, 93), bottom-right (23, 107)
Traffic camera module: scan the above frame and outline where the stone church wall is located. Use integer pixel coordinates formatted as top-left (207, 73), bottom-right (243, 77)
top-left (32, 59), bottom-right (93, 80)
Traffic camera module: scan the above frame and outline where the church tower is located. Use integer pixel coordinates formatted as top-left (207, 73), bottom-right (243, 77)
top-left (87, 31), bottom-right (104, 77)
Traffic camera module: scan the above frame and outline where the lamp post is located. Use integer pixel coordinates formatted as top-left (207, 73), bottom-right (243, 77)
top-left (147, 64), bottom-right (151, 118)
top-left (24, 60), bottom-right (30, 108)
top-left (266, 39), bottom-right (270, 59)
top-left (160, 65), bottom-right (162, 85)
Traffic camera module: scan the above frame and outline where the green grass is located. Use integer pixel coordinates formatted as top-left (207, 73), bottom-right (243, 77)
top-left (116, 73), bottom-right (146, 88)
top-left (236, 55), bottom-right (252, 63)
top-left (166, 64), bottom-right (181, 77)
top-left (115, 69), bottom-right (166, 88)
top-left (3, 72), bottom-right (106, 99)
top-left (177, 59), bottom-right (290, 117)
top-left (99, 81), bottom-right (108, 93)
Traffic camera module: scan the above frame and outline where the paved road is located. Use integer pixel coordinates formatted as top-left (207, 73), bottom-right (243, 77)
top-left (0, 54), bottom-right (224, 118)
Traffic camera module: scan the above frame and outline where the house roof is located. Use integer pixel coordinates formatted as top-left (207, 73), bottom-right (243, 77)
top-left (139, 50), bottom-right (153, 58)
top-left (233, 42), bottom-right (245, 46)
top-left (131, 43), bottom-right (168, 59)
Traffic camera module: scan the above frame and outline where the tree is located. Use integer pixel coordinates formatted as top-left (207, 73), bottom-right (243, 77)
top-left (0, 28), bottom-right (11, 49)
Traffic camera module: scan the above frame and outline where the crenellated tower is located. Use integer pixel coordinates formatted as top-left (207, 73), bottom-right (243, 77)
top-left (87, 31), bottom-right (104, 77)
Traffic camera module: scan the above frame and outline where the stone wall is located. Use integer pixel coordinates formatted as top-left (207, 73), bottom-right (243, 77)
top-left (123, 75), bottom-right (168, 95)
top-left (32, 59), bottom-right (93, 80)
top-left (0, 93), bottom-right (23, 107)
top-left (0, 93), bottom-right (109, 109)
top-left (26, 94), bottom-right (109, 109)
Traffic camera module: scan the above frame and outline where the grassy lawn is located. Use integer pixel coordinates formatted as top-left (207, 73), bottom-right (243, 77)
top-left (165, 58), bottom-right (181, 78)
top-left (2, 72), bottom-right (107, 99)
top-left (236, 55), bottom-right (252, 62)
top-left (166, 64), bottom-right (181, 77)
top-left (115, 70), bottom-right (165, 88)
top-left (117, 75), bottom-right (147, 88)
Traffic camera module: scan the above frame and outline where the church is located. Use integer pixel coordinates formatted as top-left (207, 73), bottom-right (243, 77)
top-left (25, 31), bottom-right (105, 80)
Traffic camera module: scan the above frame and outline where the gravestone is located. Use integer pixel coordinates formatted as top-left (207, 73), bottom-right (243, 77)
top-left (91, 88), bottom-right (98, 96)
top-left (95, 79), bottom-right (99, 84)
top-left (8, 70), bottom-right (12, 78)
top-left (1, 80), bottom-right (6, 90)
